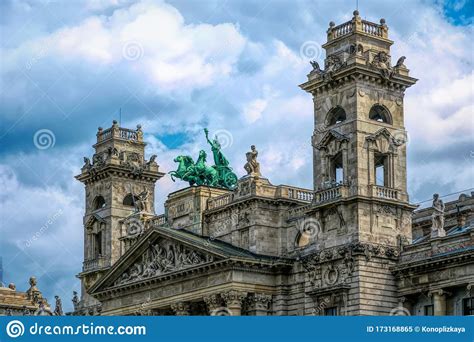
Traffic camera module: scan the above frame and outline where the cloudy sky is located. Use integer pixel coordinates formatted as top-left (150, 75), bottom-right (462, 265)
top-left (0, 0), bottom-right (472, 312)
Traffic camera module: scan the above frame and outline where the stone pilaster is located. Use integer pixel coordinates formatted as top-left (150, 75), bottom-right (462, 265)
top-left (221, 290), bottom-right (247, 316)
top-left (171, 302), bottom-right (190, 316)
top-left (429, 289), bottom-right (447, 316)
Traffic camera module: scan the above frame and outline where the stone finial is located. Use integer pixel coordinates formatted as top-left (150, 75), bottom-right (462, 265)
top-left (8, 283), bottom-right (16, 290)
top-left (329, 21), bottom-right (335, 28)
top-left (353, 10), bottom-right (360, 17)
top-left (136, 124), bottom-right (142, 131)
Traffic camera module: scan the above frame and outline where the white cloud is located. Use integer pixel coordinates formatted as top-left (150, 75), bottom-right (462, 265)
top-left (3, 0), bottom-right (246, 92)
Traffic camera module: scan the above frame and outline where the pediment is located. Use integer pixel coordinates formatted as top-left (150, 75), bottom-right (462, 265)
top-left (365, 128), bottom-right (401, 153)
top-left (85, 213), bottom-right (105, 228)
top-left (315, 130), bottom-right (349, 152)
top-left (89, 228), bottom-right (225, 293)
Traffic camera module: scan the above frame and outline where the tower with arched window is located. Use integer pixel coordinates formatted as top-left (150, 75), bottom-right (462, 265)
top-left (75, 121), bottom-right (164, 308)
top-left (300, 10), bottom-right (417, 248)
top-left (299, 11), bottom-right (418, 314)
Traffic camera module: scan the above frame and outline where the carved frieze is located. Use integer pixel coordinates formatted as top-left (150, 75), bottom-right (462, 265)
top-left (114, 238), bottom-right (215, 286)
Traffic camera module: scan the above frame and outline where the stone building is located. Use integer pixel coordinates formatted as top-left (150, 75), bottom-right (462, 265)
top-left (73, 11), bottom-right (474, 316)
top-left (0, 277), bottom-right (53, 316)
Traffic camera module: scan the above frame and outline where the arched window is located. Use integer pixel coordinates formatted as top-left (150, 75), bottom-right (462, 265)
top-left (93, 196), bottom-right (106, 210)
top-left (326, 106), bottom-right (347, 126)
top-left (369, 105), bottom-right (392, 124)
top-left (123, 193), bottom-right (138, 207)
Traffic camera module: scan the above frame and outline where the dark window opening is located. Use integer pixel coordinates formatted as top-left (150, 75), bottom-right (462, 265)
top-left (324, 307), bottom-right (338, 316)
top-left (369, 105), bottom-right (392, 124)
top-left (374, 153), bottom-right (388, 187)
top-left (94, 231), bottom-right (102, 258)
top-left (424, 305), bottom-right (434, 316)
top-left (123, 193), bottom-right (138, 206)
top-left (93, 196), bottom-right (106, 210)
top-left (331, 153), bottom-right (344, 185)
top-left (463, 298), bottom-right (474, 316)
top-left (327, 107), bottom-right (347, 126)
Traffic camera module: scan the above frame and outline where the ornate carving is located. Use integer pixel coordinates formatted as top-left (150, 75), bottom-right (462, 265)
top-left (203, 294), bottom-right (222, 311)
top-left (371, 51), bottom-right (393, 79)
top-left (171, 302), bottom-right (190, 315)
top-left (249, 293), bottom-right (272, 311)
top-left (114, 238), bottom-right (215, 286)
top-left (221, 290), bottom-right (247, 306)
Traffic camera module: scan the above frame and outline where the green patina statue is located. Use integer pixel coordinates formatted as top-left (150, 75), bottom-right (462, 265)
top-left (169, 129), bottom-right (238, 189)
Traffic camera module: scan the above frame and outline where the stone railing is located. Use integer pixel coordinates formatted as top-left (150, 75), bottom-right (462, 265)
top-left (153, 214), bottom-right (167, 226)
top-left (97, 121), bottom-right (143, 143)
top-left (83, 256), bottom-right (110, 272)
top-left (118, 127), bottom-right (138, 141)
top-left (361, 20), bottom-right (383, 37)
top-left (327, 11), bottom-right (388, 41)
top-left (332, 21), bottom-right (353, 39)
top-left (314, 185), bottom-right (349, 204)
top-left (207, 193), bottom-right (233, 210)
top-left (286, 187), bottom-right (314, 202)
top-left (371, 185), bottom-right (398, 200)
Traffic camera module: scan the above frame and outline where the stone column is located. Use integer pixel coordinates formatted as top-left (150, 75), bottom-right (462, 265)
top-left (203, 294), bottom-right (222, 316)
top-left (429, 290), bottom-right (447, 316)
top-left (171, 302), bottom-right (190, 316)
top-left (221, 290), bottom-right (247, 316)
top-left (342, 145), bottom-right (348, 184)
top-left (249, 293), bottom-right (272, 316)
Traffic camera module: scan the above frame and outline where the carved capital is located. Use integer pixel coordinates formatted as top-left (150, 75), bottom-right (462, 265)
top-left (221, 290), bottom-right (247, 307)
top-left (171, 302), bottom-right (190, 316)
top-left (203, 294), bottom-right (221, 311)
top-left (250, 293), bottom-right (272, 311)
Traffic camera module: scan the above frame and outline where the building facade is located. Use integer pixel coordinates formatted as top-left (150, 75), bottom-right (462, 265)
top-left (73, 11), bottom-right (474, 316)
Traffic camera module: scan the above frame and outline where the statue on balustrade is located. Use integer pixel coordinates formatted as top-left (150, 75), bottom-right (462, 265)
top-left (244, 145), bottom-right (261, 177)
top-left (431, 193), bottom-right (446, 237)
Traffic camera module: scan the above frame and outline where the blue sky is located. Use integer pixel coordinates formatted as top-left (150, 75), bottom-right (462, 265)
top-left (0, 0), bottom-right (473, 312)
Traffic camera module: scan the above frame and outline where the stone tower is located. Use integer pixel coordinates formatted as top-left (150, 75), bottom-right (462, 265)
top-left (75, 121), bottom-right (164, 308)
top-left (299, 11), bottom-right (417, 315)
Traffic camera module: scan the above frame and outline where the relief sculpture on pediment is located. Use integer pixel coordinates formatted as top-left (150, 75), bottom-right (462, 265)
top-left (114, 238), bottom-right (214, 286)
